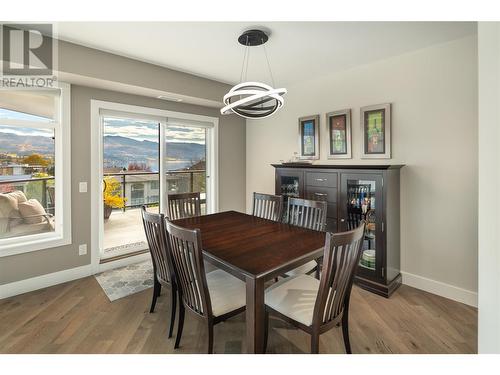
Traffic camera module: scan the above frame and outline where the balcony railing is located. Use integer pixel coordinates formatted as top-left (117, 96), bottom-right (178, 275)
top-left (102, 169), bottom-right (207, 212)
top-left (0, 176), bottom-right (55, 213)
top-left (0, 169), bottom-right (206, 213)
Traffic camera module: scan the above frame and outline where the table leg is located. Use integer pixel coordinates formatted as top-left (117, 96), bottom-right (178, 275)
top-left (245, 276), bottom-right (265, 354)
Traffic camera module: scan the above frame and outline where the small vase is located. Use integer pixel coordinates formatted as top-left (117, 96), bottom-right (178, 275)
top-left (104, 205), bottom-right (113, 220)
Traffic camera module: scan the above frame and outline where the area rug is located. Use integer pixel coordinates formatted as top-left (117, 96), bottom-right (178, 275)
top-left (95, 259), bottom-right (154, 301)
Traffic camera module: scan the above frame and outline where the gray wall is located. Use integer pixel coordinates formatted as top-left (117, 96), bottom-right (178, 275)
top-left (246, 36), bottom-right (478, 299)
top-left (58, 39), bottom-right (229, 104)
top-left (0, 85), bottom-right (246, 285)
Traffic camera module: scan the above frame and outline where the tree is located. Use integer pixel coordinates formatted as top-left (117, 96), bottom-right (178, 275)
top-left (22, 154), bottom-right (50, 167)
top-left (127, 162), bottom-right (151, 172)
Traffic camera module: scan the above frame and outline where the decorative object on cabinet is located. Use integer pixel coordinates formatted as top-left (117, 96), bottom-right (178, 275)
top-left (327, 109), bottom-right (352, 159)
top-left (298, 115), bottom-right (320, 160)
top-left (361, 103), bottom-right (391, 159)
top-left (273, 163), bottom-right (403, 298)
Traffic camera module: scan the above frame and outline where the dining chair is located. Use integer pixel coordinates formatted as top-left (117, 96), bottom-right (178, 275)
top-left (167, 192), bottom-right (202, 220)
top-left (263, 221), bottom-right (366, 354)
top-left (285, 197), bottom-right (327, 277)
top-left (165, 219), bottom-right (246, 353)
top-left (252, 192), bottom-right (284, 222)
top-left (140, 206), bottom-right (177, 339)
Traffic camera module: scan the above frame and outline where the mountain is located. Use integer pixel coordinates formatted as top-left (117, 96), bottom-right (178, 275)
top-left (0, 132), bottom-right (54, 155)
top-left (103, 136), bottom-right (205, 171)
top-left (0, 132), bottom-right (206, 171)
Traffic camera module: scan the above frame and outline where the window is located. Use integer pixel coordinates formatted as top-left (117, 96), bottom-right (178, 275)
top-left (0, 84), bottom-right (71, 256)
top-left (130, 183), bottom-right (145, 205)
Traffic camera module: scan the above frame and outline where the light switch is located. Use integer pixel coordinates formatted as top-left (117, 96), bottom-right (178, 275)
top-left (79, 244), bottom-right (87, 256)
top-left (79, 182), bottom-right (87, 193)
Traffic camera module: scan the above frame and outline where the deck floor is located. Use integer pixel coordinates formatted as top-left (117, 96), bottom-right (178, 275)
top-left (103, 206), bottom-right (206, 259)
top-left (103, 208), bottom-right (153, 259)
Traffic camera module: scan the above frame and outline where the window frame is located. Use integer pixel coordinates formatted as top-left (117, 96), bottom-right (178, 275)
top-left (0, 82), bottom-right (72, 257)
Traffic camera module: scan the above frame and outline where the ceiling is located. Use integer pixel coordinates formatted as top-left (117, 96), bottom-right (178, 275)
top-left (56, 22), bottom-right (476, 87)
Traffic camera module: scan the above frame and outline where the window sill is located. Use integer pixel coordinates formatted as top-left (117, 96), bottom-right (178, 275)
top-left (0, 232), bottom-right (72, 257)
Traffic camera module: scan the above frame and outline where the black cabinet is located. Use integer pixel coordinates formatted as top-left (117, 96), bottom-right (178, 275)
top-left (273, 164), bottom-right (403, 298)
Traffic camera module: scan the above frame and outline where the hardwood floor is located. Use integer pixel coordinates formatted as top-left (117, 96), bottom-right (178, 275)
top-left (0, 276), bottom-right (477, 354)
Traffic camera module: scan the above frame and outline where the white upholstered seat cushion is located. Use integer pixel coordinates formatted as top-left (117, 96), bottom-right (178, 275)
top-left (285, 260), bottom-right (317, 277)
top-left (206, 269), bottom-right (246, 317)
top-left (265, 274), bottom-right (320, 327)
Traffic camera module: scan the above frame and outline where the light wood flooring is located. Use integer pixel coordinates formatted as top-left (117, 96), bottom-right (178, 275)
top-left (0, 276), bottom-right (477, 354)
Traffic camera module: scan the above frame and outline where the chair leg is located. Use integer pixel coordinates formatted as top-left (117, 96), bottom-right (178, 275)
top-left (314, 258), bottom-right (322, 280)
top-left (149, 278), bottom-right (161, 313)
top-left (263, 310), bottom-right (269, 353)
top-left (342, 311), bottom-right (352, 354)
top-left (207, 321), bottom-right (214, 354)
top-left (311, 332), bottom-right (320, 354)
top-left (174, 303), bottom-right (185, 349)
top-left (168, 284), bottom-right (177, 339)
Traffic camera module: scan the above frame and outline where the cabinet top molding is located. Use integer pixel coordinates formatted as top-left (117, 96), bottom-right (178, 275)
top-left (271, 163), bottom-right (405, 170)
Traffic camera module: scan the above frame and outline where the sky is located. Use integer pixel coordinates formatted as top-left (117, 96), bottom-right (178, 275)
top-left (0, 109), bottom-right (54, 137)
top-left (103, 117), bottom-right (206, 144)
top-left (0, 108), bottom-right (205, 144)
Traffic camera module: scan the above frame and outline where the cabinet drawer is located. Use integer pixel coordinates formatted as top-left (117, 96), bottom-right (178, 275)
top-left (306, 172), bottom-right (337, 188)
top-left (306, 186), bottom-right (338, 203)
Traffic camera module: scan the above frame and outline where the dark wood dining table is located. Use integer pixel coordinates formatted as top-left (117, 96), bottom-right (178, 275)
top-left (172, 210), bottom-right (326, 354)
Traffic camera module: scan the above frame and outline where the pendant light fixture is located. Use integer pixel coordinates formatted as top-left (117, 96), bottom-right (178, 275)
top-left (221, 29), bottom-right (287, 119)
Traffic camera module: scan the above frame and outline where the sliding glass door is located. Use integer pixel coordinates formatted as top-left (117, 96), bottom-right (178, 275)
top-left (163, 119), bottom-right (210, 215)
top-left (98, 109), bottom-right (216, 261)
top-left (101, 114), bottom-right (160, 259)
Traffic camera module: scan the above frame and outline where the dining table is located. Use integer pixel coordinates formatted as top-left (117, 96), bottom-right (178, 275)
top-left (172, 210), bottom-right (326, 354)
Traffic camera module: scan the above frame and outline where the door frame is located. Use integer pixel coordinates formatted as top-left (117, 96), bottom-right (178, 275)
top-left (90, 100), bottom-right (219, 273)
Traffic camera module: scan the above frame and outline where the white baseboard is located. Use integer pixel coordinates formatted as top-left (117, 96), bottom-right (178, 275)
top-left (401, 271), bottom-right (478, 307)
top-left (0, 253), bottom-right (151, 300)
top-left (0, 264), bottom-right (93, 300)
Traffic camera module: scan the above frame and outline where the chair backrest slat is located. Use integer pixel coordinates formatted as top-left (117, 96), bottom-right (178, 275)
top-left (286, 197), bottom-right (327, 231)
top-left (167, 192), bottom-right (202, 220)
top-left (140, 206), bottom-right (173, 285)
top-left (165, 219), bottom-right (212, 318)
top-left (313, 222), bottom-right (365, 327)
top-left (252, 192), bottom-right (283, 222)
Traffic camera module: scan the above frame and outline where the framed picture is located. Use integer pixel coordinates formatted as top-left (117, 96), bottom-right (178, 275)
top-left (327, 109), bottom-right (351, 159)
top-left (298, 115), bottom-right (320, 160)
top-left (361, 103), bottom-right (391, 159)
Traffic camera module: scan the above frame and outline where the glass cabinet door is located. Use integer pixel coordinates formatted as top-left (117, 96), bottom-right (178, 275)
top-left (276, 169), bottom-right (304, 222)
top-left (340, 173), bottom-right (383, 280)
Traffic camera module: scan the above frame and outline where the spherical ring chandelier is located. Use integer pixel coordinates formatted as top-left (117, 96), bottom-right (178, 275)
top-left (220, 29), bottom-right (287, 119)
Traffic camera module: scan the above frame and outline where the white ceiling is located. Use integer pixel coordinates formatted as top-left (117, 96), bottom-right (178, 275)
top-left (56, 22), bottom-right (476, 87)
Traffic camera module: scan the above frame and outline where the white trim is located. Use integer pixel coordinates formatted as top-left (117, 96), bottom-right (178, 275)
top-left (401, 271), bottom-right (478, 307)
top-left (90, 100), bottom-right (219, 272)
top-left (90, 101), bottom-right (103, 274)
top-left (0, 264), bottom-right (92, 300)
top-left (0, 82), bottom-right (72, 257)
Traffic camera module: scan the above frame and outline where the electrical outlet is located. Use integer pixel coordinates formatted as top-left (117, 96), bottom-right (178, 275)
top-left (79, 244), bottom-right (87, 256)
top-left (79, 182), bottom-right (87, 193)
